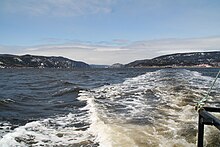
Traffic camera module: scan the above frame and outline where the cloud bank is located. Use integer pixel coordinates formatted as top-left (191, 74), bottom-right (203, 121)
top-left (1, 37), bottom-right (220, 65)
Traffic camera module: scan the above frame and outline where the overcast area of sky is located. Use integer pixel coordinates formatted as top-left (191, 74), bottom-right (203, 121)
top-left (0, 0), bottom-right (220, 65)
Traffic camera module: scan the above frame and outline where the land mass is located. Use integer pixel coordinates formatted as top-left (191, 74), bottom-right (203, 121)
top-left (109, 63), bottom-right (125, 68)
top-left (1, 51), bottom-right (220, 69)
top-left (0, 54), bottom-right (90, 68)
top-left (125, 51), bottom-right (220, 68)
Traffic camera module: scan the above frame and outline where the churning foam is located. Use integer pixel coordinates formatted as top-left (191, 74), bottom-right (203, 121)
top-left (78, 69), bottom-right (220, 147)
top-left (0, 112), bottom-right (95, 146)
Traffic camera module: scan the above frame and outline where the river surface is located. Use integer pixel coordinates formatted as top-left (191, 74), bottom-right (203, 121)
top-left (0, 68), bottom-right (220, 147)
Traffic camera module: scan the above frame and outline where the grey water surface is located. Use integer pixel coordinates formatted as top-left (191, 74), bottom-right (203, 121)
top-left (0, 68), bottom-right (219, 146)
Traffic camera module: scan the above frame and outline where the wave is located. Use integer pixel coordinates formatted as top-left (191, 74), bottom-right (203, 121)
top-left (52, 87), bottom-right (87, 97)
top-left (59, 80), bottom-right (79, 86)
top-left (77, 69), bottom-right (220, 147)
top-left (0, 99), bottom-right (15, 107)
top-left (1, 69), bottom-right (220, 146)
top-left (0, 112), bottom-right (96, 146)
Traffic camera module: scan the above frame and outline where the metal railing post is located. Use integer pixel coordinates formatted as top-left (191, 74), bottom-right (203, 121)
top-left (197, 107), bottom-right (220, 146)
top-left (198, 114), bottom-right (204, 147)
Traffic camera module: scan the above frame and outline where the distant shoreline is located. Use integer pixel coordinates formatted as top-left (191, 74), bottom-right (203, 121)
top-left (1, 66), bottom-right (220, 69)
top-left (126, 66), bottom-right (220, 69)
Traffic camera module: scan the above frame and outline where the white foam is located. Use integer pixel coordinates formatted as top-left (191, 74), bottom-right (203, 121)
top-left (0, 112), bottom-right (95, 146)
top-left (77, 69), bottom-right (220, 146)
top-left (0, 122), bottom-right (14, 139)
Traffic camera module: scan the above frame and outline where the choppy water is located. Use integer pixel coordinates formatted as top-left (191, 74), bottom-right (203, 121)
top-left (0, 68), bottom-right (220, 147)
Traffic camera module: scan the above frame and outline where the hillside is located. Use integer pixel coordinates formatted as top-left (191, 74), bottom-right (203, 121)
top-left (0, 54), bottom-right (90, 68)
top-left (125, 51), bottom-right (220, 68)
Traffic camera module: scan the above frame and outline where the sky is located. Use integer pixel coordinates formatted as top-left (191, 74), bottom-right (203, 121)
top-left (0, 0), bottom-right (220, 65)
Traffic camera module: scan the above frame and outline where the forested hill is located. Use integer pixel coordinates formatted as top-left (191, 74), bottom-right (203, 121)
top-left (125, 51), bottom-right (220, 68)
top-left (0, 54), bottom-right (90, 68)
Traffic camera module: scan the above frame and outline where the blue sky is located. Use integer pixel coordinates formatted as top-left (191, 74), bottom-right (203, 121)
top-left (0, 0), bottom-right (220, 64)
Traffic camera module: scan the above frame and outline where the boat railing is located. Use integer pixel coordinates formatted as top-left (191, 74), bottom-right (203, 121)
top-left (197, 106), bottom-right (220, 147)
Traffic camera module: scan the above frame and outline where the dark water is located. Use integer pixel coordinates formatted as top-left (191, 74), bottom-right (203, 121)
top-left (0, 68), bottom-right (220, 146)
top-left (0, 68), bottom-right (157, 125)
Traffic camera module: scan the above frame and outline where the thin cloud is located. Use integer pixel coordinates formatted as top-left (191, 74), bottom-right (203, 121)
top-left (26, 44), bottom-right (95, 51)
top-left (112, 39), bottom-right (131, 45)
top-left (127, 36), bottom-right (220, 51)
top-left (94, 47), bottom-right (129, 52)
top-left (2, 0), bottom-right (114, 17)
top-left (39, 38), bottom-right (65, 43)
top-left (1, 36), bottom-right (220, 64)
top-left (0, 45), bottom-right (24, 54)
top-left (26, 44), bottom-right (128, 52)
top-left (96, 39), bottom-right (131, 46)
top-left (124, 36), bottom-right (220, 59)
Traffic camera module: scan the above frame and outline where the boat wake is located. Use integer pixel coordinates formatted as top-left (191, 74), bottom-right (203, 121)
top-left (1, 69), bottom-right (220, 146)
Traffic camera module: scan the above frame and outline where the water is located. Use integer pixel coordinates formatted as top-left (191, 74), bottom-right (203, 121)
top-left (0, 68), bottom-right (220, 146)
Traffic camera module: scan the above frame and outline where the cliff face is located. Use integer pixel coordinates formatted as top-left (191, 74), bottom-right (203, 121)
top-left (0, 54), bottom-right (90, 68)
top-left (126, 51), bottom-right (220, 68)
